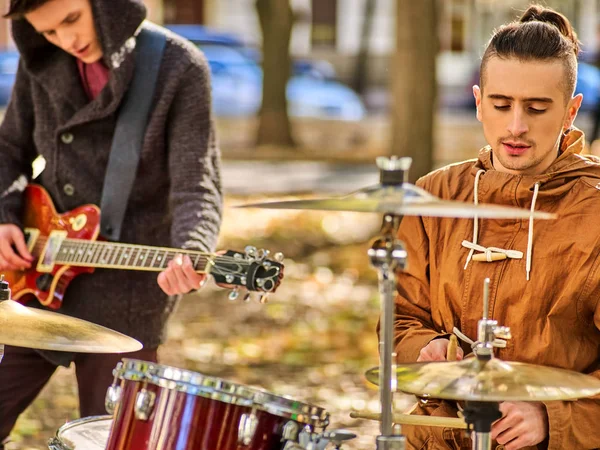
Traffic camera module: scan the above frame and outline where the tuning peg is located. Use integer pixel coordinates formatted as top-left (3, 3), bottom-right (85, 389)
top-left (243, 292), bottom-right (252, 302)
top-left (229, 288), bottom-right (240, 301)
top-left (257, 249), bottom-right (270, 261)
top-left (245, 246), bottom-right (258, 259)
top-left (274, 252), bottom-right (284, 263)
top-left (259, 294), bottom-right (269, 304)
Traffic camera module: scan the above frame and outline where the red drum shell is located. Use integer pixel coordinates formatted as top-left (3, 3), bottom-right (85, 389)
top-left (106, 360), bottom-right (325, 450)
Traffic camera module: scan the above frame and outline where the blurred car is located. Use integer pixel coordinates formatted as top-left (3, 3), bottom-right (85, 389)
top-left (0, 50), bottom-right (19, 106)
top-left (166, 24), bottom-right (366, 121)
top-left (0, 25), bottom-right (366, 121)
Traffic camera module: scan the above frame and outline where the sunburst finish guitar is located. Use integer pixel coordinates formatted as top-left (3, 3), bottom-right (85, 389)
top-left (3, 184), bottom-right (284, 310)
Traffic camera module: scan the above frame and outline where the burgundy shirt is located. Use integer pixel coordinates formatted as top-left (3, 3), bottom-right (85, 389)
top-left (76, 59), bottom-right (110, 100)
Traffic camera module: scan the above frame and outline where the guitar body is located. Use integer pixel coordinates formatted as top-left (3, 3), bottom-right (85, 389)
top-left (4, 184), bottom-right (99, 309)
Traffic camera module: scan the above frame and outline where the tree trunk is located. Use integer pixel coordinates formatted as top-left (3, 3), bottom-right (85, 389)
top-left (256, 0), bottom-right (296, 148)
top-left (391, 0), bottom-right (438, 181)
top-left (352, 0), bottom-right (377, 95)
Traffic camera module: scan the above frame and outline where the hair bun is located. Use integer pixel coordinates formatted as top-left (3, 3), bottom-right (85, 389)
top-left (520, 4), bottom-right (580, 54)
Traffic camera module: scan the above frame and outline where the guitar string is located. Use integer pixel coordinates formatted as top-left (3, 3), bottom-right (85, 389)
top-left (29, 236), bottom-right (273, 268)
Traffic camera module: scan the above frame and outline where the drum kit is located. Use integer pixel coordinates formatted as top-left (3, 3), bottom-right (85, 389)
top-left (2, 156), bottom-right (600, 450)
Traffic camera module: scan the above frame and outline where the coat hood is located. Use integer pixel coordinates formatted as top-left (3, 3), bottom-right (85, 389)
top-left (473, 127), bottom-right (600, 197)
top-left (10, 0), bottom-right (147, 72)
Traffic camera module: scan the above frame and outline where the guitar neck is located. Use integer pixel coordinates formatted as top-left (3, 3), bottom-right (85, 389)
top-left (54, 239), bottom-right (213, 273)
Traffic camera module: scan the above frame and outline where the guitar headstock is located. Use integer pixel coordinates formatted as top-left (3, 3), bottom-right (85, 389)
top-left (211, 247), bottom-right (284, 303)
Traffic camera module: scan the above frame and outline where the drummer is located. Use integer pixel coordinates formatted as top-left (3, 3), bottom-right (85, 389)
top-left (392, 5), bottom-right (600, 450)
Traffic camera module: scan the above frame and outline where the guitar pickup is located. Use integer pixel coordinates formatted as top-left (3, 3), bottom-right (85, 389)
top-left (37, 230), bottom-right (68, 273)
top-left (23, 227), bottom-right (40, 254)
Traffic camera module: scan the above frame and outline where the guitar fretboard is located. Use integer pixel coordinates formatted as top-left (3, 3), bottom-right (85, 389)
top-left (54, 239), bottom-right (212, 272)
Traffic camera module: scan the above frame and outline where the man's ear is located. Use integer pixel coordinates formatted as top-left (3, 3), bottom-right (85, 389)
top-left (473, 85), bottom-right (482, 122)
top-left (565, 93), bottom-right (583, 131)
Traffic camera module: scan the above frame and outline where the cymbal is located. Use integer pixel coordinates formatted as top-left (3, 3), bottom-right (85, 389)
top-left (238, 184), bottom-right (556, 220)
top-left (365, 358), bottom-right (600, 402)
top-left (0, 300), bottom-right (143, 353)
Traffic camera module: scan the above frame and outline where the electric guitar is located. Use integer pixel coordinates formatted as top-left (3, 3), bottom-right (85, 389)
top-left (2, 184), bottom-right (284, 310)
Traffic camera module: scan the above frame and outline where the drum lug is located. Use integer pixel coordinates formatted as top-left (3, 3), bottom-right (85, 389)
top-left (238, 411), bottom-right (259, 445)
top-left (281, 420), bottom-right (300, 442)
top-left (105, 383), bottom-right (122, 414)
top-left (134, 388), bottom-right (156, 421)
top-left (47, 438), bottom-right (62, 450)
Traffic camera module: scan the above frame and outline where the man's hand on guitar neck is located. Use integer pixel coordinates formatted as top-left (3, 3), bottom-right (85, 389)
top-left (0, 224), bottom-right (33, 271)
top-left (157, 254), bottom-right (208, 296)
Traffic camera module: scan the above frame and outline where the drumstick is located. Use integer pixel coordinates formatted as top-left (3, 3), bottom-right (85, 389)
top-left (447, 334), bottom-right (458, 361)
top-left (349, 411), bottom-right (467, 429)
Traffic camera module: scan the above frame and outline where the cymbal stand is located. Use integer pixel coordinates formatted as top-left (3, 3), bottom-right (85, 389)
top-left (0, 275), bottom-right (10, 363)
top-left (463, 278), bottom-right (511, 450)
top-left (368, 157), bottom-right (411, 449)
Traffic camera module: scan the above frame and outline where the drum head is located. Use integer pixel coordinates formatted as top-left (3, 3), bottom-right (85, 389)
top-left (50, 416), bottom-right (111, 450)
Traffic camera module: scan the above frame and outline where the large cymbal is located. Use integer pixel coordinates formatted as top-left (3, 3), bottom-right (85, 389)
top-left (239, 184), bottom-right (556, 220)
top-left (0, 300), bottom-right (142, 353)
top-left (365, 358), bottom-right (600, 402)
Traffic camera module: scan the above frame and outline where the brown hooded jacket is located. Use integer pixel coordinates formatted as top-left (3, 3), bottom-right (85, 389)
top-left (394, 129), bottom-right (600, 449)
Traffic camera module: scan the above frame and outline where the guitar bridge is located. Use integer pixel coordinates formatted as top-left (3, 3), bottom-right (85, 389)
top-left (37, 230), bottom-right (68, 273)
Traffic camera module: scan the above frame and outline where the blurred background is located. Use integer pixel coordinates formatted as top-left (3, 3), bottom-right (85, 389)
top-left (3, 0), bottom-right (600, 449)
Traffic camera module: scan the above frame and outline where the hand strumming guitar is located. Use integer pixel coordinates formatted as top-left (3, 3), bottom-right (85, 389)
top-left (0, 224), bottom-right (33, 271)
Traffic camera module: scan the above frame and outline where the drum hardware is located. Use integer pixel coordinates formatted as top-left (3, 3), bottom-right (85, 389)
top-left (375, 425), bottom-right (405, 450)
top-left (238, 408), bottom-right (259, 445)
top-left (282, 420), bottom-right (301, 441)
top-left (0, 275), bottom-right (8, 363)
top-left (134, 384), bottom-right (156, 421)
top-left (284, 425), bottom-right (356, 450)
top-left (104, 381), bottom-right (122, 415)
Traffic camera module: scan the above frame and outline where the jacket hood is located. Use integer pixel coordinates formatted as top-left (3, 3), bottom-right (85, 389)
top-left (10, 0), bottom-right (146, 71)
top-left (472, 128), bottom-right (600, 196)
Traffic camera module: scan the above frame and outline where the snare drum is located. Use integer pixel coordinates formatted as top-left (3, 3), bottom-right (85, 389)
top-left (105, 359), bottom-right (328, 450)
top-left (48, 416), bottom-right (111, 450)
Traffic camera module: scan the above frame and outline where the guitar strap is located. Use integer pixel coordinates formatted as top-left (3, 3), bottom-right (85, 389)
top-left (99, 25), bottom-right (167, 240)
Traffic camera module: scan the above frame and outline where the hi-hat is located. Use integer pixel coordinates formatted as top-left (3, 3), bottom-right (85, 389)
top-left (365, 358), bottom-right (600, 402)
top-left (0, 300), bottom-right (142, 353)
top-left (239, 184), bottom-right (556, 220)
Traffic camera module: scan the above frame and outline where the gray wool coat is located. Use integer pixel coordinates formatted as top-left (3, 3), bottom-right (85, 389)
top-left (0, 0), bottom-right (222, 365)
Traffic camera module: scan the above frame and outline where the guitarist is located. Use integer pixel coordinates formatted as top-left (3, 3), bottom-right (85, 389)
top-left (0, 0), bottom-right (222, 446)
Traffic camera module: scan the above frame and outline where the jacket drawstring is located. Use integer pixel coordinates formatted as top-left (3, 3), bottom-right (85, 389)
top-left (462, 172), bottom-right (540, 281)
top-left (526, 182), bottom-right (540, 281)
top-left (463, 169), bottom-right (486, 269)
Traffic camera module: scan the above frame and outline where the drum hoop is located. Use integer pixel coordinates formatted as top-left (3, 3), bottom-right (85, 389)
top-left (117, 359), bottom-right (256, 406)
top-left (49, 415), bottom-right (112, 450)
top-left (116, 360), bottom-right (328, 425)
top-left (55, 415), bottom-right (113, 435)
top-left (251, 390), bottom-right (329, 426)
